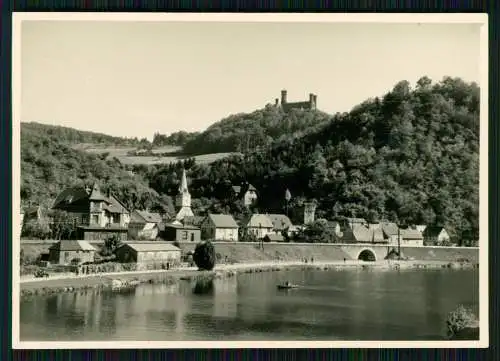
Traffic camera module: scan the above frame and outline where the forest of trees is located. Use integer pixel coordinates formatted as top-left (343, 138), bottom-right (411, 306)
top-left (21, 76), bottom-right (480, 244)
top-left (21, 122), bottom-right (145, 146)
top-left (151, 131), bottom-right (200, 147)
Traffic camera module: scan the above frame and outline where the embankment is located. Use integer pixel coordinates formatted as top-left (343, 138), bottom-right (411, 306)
top-left (175, 242), bottom-right (479, 264)
top-left (20, 240), bottom-right (479, 264)
top-left (20, 268), bottom-right (215, 297)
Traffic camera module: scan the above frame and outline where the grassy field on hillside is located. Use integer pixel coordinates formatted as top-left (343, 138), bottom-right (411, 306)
top-left (71, 143), bottom-right (238, 165)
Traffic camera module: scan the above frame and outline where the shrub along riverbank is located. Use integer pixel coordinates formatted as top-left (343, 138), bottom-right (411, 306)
top-left (446, 305), bottom-right (480, 340)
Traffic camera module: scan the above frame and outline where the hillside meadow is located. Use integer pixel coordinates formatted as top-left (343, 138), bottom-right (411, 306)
top-left (71, 144), bottom-right (236, 165)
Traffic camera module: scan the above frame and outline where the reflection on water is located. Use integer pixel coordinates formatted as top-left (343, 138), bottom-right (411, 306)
top-left (193, 279), bottom-right (215, 295)
top-left (20, 269), bottom-right (479, 341)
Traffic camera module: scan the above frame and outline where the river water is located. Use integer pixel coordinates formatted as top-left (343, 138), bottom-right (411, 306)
top-left (19, 268), bottom-right (479, 341)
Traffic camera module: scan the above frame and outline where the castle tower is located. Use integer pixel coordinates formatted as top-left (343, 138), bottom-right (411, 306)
top-left (303, 202), bottom-right (317, 225)
top-left (175, 168), bottom-right (194, 221)
top-left (281, 90), bottom-right (288, 104)
top-left (309, 93), bottom-right (315, 109)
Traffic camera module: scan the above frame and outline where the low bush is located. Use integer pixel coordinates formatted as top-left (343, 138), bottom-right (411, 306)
top-left (446, 305), bottom-right (478, 339)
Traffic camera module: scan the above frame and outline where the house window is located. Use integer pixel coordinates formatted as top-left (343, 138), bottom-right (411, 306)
top-left (182, 231), bottom-right (188, 240)
top-left (64, 252), bottom-right (70, 262)
top-left (92, 215), bottom-right (99, 224)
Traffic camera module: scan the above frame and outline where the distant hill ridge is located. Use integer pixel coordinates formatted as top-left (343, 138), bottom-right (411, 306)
top-left (21, 122), bottom-right (144, 146)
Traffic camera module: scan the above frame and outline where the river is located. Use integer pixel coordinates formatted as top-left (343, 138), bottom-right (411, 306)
top-left (19, 268), bottom-right (479, 341)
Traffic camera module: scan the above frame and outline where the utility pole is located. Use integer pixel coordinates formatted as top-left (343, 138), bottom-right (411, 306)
top-left (259, 223), bottom-right (263, 250)
top-left (397, 227), bottom-right (400, 259)
top-left (397, 224), bottom-right (402, 260)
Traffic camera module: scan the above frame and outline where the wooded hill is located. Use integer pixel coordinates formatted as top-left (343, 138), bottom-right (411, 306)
top-left (181, 107), bottom-right (333, 155)
top-left (20, 123), bottom-right (165, 211)
top-left (21, 121), bottom-right (147, 146)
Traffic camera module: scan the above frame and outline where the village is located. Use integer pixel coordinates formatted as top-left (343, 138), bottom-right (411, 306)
top-left (20, 168), bottom-right (455, 272)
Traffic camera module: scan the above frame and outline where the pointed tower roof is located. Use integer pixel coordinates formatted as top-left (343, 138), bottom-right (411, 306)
top-left (89, 183), bottom-right (106, 201)
top-left (179, 168), bottom-right (189, 193)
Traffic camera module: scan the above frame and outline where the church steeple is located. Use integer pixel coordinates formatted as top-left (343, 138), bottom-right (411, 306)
top-left (175, 168), bottom-right (194, 221)
top-left (179, 168), bottom-right (188, 193)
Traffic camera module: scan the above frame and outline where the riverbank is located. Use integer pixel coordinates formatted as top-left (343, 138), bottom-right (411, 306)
top-left (18, 259), bottom-right (477, 299)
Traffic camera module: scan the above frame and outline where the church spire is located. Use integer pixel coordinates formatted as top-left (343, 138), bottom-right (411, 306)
top-left (175, 168), bottom-right (194, 221)
top-left (179, 168), bottom-right (188, 193)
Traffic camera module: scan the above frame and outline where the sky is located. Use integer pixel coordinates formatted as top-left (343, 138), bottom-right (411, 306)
top-left (20, 20), bottom-right (481, 140)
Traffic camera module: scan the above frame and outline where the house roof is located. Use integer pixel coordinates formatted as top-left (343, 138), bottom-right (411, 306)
top-left (423, 226), bottom-right (446, 237)
top-left (52, 185), bottom-right (129, 214)
top-left (342, 225), bottom-right (382, 243)
top-left (381, 222), bottom-right (399, 237)
top-left (232, 186), bottom-right (241, 194)
top-left (49, 240), bottom-right (96, 251)
top-left (264, 234), bottom-right (285, 242)
top-left (401, 228), bottom-right (424, 240)
top-left (267, 214), bottom-right (293, 230)
top-left (372, 228), bottom-right (385, 242)
top-left (326, 221), bottom-right (340, 229)
top-left (352, 225), bottom-right (372, 243)
top-left (120, 242), bottom-right (181, 252)
top-left (245, 214), bottom-right (274, 229)
top-left (207, 214), bottom-right (239, 228)
top-left (164, 222), bottom-right (200, 230)
top-left (247, 184), bottom-right (257, 191)
top-left (104, 194), bottom-right (129, 214)
top-left (131, 210), bottom-right (163, 223)
top-left (53, 187), bottom-right (90, 208)
top-left (183, 216), bottom-right (205, 227)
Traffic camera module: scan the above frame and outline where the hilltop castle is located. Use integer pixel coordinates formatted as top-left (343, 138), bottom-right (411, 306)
top-left (273, 90), bottom-right (317, 112)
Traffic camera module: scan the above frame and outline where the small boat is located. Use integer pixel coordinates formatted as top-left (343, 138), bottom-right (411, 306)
top-left (277, 282), bottom-right (299, 290)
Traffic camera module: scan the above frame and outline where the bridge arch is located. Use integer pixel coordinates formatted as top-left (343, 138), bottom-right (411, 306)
top-left (357, 248), bottom-right (377, 262)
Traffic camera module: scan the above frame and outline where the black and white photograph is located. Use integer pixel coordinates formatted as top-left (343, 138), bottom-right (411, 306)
top-left (11, 13), bottom-right (488, 348)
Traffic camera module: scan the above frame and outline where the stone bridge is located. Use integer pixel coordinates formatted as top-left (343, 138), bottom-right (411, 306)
top-left (339, 244), bottom-right (393, 261)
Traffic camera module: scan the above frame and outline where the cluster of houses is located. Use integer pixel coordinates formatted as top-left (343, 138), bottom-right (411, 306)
top-left (21, 169), bottom-right (452, 266)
